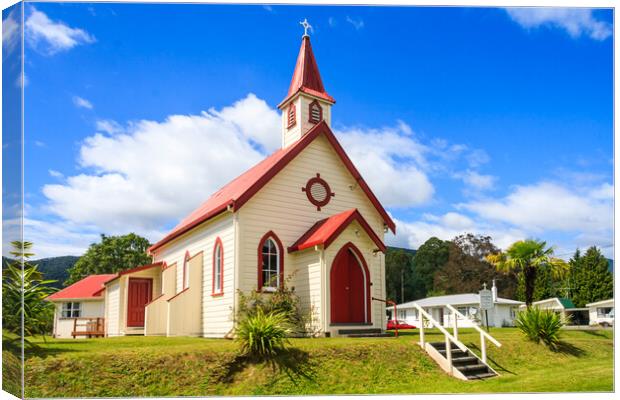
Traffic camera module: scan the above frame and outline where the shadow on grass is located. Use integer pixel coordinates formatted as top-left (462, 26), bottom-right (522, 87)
top-left (554, 341), bottom-right (587, 357)
top-left (581, 330), bottom-right (610, 339)
top-left (216, 348), bottom-right (316, 385)
top-left (467, 343), bottom-right (517, 375)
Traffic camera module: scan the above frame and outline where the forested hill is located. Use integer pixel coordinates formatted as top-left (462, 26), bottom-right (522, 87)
top-left (2, 256), bottom-right (78, 288)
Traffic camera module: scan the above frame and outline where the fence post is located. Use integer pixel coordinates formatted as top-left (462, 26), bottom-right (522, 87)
top-left (445, 336), bottom-right (452, 375)
top-left (480, 331), bottom-right (487, 363)
top-left (419, 310), bottom-right (425, 347)
top-left (452, 311), bottom-right (458, 340)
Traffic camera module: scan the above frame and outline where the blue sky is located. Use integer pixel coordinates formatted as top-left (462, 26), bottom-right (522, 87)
top-left (3, 3), bottom-right (613, 258)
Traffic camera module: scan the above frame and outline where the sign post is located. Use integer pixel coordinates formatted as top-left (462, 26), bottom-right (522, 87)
top-left (479, 283), bottom-right (493, 332)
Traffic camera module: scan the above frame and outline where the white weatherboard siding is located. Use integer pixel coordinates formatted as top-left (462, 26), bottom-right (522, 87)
top-left (105, 281), bottom-right (120, 336)
top-left (152, 212), bottom-right (235, 337)
top-left (53, 299), bottom-right (105, 339)
top-left (167, 252), bottom-right (204, 336)
top-left (587, 299), bottom-right (614, 326)
top-left (288, 248), bottom-right (323, 334)
top-left (145, 263), bottom-right (177, 336)
top-left (237, 134), bottom-right (386, 294)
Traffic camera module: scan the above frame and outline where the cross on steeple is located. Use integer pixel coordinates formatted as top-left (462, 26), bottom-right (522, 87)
top-left (300, 18), bottom-right (312, 37)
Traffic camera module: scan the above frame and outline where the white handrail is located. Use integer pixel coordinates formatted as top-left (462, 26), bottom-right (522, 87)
top-left (412, 303), bottom-right (468, 352)
top-left (446, 304), bottom-right (501, 348)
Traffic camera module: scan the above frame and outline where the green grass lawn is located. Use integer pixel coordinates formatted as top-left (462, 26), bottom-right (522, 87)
top-left (22, 328), bottom-right (613, 397)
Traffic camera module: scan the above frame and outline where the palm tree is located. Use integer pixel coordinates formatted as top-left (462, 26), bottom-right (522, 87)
top-left (486, 239), bottom-right (568, 306)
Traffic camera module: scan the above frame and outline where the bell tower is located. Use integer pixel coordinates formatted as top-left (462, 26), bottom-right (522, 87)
top-left (278, 20), bottom-right (335, 148)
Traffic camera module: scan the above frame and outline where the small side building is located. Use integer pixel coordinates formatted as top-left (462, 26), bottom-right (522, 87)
top-left (46, 274), bottom-right (116, 338)
top-left (521, 297), bottom-right (589, 325)
top-left (586, 299), bottom-right (614, 326)
top-left (388, 285), bottom-right (523, 328)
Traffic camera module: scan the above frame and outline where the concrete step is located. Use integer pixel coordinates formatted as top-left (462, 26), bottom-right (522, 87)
top-left (437, 349), bottom-right (469, 358)
top-left (346, 333), bottom-right (392, 338)
top-left (464, 372), bottom-right (497, 380)
top-left (338, 328), bottom-right (382, 335)
top-left (456, 364), bottom-right (489, 373)
top-left (451, 356), bottom-right (478, 365)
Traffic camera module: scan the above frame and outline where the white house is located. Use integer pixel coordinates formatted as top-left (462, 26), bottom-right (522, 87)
top-left (59, 31), bottom-right (395, 339)
top-left (520, 297), bottom-right (589, 325)
top-left (388, 284), bottom-right (523, 328)
top-left (47, 274), bottom-right (115, 338)
top-left (586, 299), bottom-right (614, 326)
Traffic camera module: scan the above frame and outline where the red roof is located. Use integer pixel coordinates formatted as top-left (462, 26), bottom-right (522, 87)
top-left (288, 209), bottom-right (386, 253)
top-left (278, 36), bottom-right (335, 108)
top-left (149, 121), bottom-right (395, 253)
top-left (46, 274), bottom-right (116, 301)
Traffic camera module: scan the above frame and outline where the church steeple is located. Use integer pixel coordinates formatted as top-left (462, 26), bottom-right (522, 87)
top-left (279, 20), bottom-right (334, 148)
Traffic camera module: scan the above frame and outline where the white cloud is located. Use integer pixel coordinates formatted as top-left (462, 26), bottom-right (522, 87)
top-left (23, 218), bottom-right (101, 257)
top-left (25, 7), bottom-right (96, 55)
top-left (34, 140), bottom-right (46, 147)
top-left (208, 93), bottom-right (281, 152)
top-left (335, 122), bottom-right (434, 208)
top-left (2, 8), bottom-right (20, 54)
top-left (41, 94), bottom-right (277, 236)
top-left (48, 169), bottom-right (64, 179)
top-left (459, 181), bottom-right (613, 234)
top-left (388, 213), bottom-right (525, 251)
top-left (73, 96), bottom-right (93, 109)
top-left (328, 17), bottom-right (337, 27)
top-left (457, 170), bottom-right (496, 191)
top-left (506, 8), bottom-right (612, 40)
top-left (95, 119), bottom-right (123, 135)
top-left (346, 16), bottom-right (365, 30)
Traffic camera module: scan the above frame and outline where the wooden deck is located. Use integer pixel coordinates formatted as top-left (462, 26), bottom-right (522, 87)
top-left (71, 317), bottom-right (105, 338)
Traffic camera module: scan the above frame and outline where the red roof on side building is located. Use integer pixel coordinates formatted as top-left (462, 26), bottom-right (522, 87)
top-left (288, 209), bottom-right (386, 253)
top-left (278, 36), bottom-right (335, 108)
top-left (148, 121), bottom-right (395, 253)
top-left (46, 274), bottom-right (116, 301)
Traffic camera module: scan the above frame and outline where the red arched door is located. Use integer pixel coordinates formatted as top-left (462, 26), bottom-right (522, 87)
top-left (330, 244), bottom-right (369, 324)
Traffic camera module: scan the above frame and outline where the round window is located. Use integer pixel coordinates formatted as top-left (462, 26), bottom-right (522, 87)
top-left (302, 173), bottom-right (334, 211)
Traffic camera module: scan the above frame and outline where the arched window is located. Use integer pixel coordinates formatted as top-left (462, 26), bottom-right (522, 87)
top-left (287, 103), bottom-right (296, 128)
top-left (308, 100), bottom-right (322, 124)
top-left (212, 238), bottom-right (224, 295)
top-left (182, 251), bottom-right (190, 290)
top-left (258, 231), bottom-right (284, 291)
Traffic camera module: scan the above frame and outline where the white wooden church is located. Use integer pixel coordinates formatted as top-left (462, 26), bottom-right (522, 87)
top-left (48, 28), bottom-right (395, 339)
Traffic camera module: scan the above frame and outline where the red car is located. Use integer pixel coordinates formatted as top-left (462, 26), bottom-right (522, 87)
top-left (387, 319), bottom-right (416, 330)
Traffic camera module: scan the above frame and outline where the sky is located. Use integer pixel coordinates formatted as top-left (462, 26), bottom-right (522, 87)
top-left (2, 3), bottom-right (613, 259)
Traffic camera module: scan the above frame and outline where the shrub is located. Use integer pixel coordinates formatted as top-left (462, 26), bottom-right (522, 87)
top-left (237, 273), bottom-right (317, 336)
top-left (235, 308), bottom-right (291, 360)
top-left (516, 307), bottom-right (564, 349)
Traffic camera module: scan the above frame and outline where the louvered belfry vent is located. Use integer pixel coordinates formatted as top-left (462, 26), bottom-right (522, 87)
top-left (309, 100), bottom-right (322, 124)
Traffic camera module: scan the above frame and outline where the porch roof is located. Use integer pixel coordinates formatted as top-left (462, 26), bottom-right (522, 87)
top-left (287, 208), bottom-right (385, 253)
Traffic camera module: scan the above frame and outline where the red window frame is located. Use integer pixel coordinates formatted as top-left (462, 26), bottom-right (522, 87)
top-left (212, 237), bottom-right (224, 296)
top-left (257, 231), bottom-right (284, 291)
top-left (308, 100), bottom-right (323, 124)
top-left (302, 172), bottom-right (334, 211)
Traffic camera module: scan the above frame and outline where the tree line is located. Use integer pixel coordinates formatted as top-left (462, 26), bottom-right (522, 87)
top-left (386, 233), bottom-right (613, 307)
